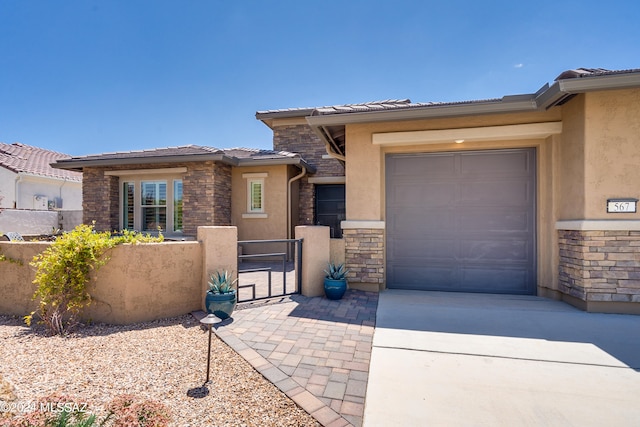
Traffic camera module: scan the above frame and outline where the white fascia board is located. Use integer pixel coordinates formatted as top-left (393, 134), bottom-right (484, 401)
top-left (372, 122), bottom-right (562, 146)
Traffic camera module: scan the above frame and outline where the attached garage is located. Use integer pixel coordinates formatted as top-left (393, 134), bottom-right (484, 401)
top-left (386, 148), bottom-right (536, 294)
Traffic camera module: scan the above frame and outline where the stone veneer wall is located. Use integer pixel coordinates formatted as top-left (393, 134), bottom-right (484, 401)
top-left (343, 228), bottom-right (384, 288)
top-left (182, 162), bottom-right (231, 236)
top-left (558, 229), bottom-right (640, 304)
top-left (83, 162), bottom-right (231, 236)
top-left (272, 124), bottom-right (344, 225)
top-left (82, 168), bottom-right (119, 231)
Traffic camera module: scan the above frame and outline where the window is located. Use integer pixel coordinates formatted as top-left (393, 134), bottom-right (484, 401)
top-left (315, 184), bottom-right (345, 238)
top-left (173, 180), bottom-right (183, 232)
top-left (123, 182), bottom-right (135, 230)
top-left (141, 181), bottom-right (167, 231)
top-left (248, 179), bottom-right (264, 213)
top-left (115, 171), bottom-right (184, 235)
top-left (242, 173), bottom-right (268, 218)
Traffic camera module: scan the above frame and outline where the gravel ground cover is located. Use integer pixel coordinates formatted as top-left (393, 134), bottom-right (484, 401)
top-left (0, 314), bottom-right (320, 426)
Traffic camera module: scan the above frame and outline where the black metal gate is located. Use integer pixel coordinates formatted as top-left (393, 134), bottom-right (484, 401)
top-left (237, 238), bottom-right (302, 303)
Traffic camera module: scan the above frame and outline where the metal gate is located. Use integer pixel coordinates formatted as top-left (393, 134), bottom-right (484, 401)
top-left (237, 238), bottom-right (302, 303)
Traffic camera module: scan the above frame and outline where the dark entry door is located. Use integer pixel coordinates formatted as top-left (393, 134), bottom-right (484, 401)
top-left (315, 184), bottom-right (345, 238)
top-left (385, 149), bottom-right (536, 294)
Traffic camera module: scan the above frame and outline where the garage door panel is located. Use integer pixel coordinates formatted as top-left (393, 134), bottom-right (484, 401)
top-left (391, 182), bottom-right (456, 206)
top-left (391, 238), bottom-right (457, 260)
top-left (391, 265), bottom-right (456, 289)
top-left (386, 148), bottom-right (536, 295)
top-left (389, 153), bottom-right (456, 177)
top-left (389, 210), bottom-right (455, 234)
top-left (460, 150), bottom-right (532, 175)
top-left (460, 180), bottom-right (532, 204)
top-left (458, 210), bottom-right (531, 232)
top-left (461, 239), bottom-right (529, 262)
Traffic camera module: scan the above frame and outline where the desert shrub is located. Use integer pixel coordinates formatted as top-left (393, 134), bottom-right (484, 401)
top-left (25, 224), bottom-right (163, 335)
top-left (106, 394), bottom-right (171, 427)
top-left (3, 393), bottom-right (170, 427)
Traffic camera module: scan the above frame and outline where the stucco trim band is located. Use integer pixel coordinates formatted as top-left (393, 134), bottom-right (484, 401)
top-left (372, 122), bottom-right (562, 146)
top-left (556, 220), bottom-right (640, 231)
top-left (341, 220), bottom-right (385, 230)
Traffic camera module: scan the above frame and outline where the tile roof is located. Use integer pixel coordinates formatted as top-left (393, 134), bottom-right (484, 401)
top-left (257, 97), bottom-right (508, 118)
top-left (61, 145), bottom-right (224, 162)
top-left (61, 145), bottom-right (302, 162)
top-left (222, 147), bottom-right (300, 160)
top-left (257, 68), bottom-right (640, 119)
top-left (0, 142), bottom-right (82, 181)
top-left (52, 145), bottom-right (314, 172)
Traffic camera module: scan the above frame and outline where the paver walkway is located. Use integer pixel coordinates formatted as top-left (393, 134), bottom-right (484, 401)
top-left (200, 290), bottom-right (378, 427)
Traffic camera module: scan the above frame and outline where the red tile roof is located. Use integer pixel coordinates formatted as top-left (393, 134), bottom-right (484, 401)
top-left (0, 143), bottom-right (82, 182)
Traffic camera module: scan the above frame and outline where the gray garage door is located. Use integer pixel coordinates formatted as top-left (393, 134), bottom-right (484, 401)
top-left (386, 149), bottom-right (536, 294)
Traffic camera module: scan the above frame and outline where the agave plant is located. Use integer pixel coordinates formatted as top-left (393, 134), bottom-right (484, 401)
top-left (207, 270), bottom-right (238, 294)
top-left (324, 262), bottom-right (349, 280)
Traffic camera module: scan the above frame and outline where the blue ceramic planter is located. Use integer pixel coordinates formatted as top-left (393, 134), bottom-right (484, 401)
top-left (205, 290), bottom-right (237, 319)
top-left (324, 278), bottom-right (347, 300)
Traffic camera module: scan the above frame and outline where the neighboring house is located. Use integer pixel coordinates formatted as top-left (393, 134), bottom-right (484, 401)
top-left (255, 67), bottom-right (640, 315)
top-left (52, 67), bottom-right (640, 314)
top-left (0, 142), bottom-right (83, 235)
top-left (0, 142), bottom-right (82, 210)
top-left (52, 146), bottom-right (315, 242)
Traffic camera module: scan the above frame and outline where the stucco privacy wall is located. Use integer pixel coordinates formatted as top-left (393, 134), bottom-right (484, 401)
top-left (0, 209), bottom-right (81, 235)
top-left (0, 227), bottom-right (245, 325)
top-left (0, 241), bottom-right (202, 324)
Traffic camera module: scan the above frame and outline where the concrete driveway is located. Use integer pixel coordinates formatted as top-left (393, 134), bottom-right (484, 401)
top-left (364, 290), bottom-right (640, 427)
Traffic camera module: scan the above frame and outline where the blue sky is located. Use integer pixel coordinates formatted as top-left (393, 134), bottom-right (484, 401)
top-left (1, 1), bottom-right (639, 156)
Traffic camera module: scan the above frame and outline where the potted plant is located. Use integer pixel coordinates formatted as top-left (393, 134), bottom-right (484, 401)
top-left (205, 270), bottom-right (238, 320)
top-left (323, 262), bottom-right (349, 300)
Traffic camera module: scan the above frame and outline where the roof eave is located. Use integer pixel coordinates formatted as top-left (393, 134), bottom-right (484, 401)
top-left (256, 108), bottom-right (316, 121)
top-left (557, 72), bottom-right (640, 93)
top-left (51, 154), bottom-right (236, 170)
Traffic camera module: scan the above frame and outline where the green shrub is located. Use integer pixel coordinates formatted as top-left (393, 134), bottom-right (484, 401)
top-left (25, 224), bottom-right (163, 335)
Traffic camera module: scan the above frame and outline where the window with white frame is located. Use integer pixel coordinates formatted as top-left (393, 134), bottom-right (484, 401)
top-left (242, 172), bottom-right (267, 218)
top-left (248, 179), bottom-right (264, 212)
top-left (114, 169), bottom-right (184, 234)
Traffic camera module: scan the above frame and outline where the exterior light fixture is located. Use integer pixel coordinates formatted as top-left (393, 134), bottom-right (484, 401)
top-left (199, 313), bottom-right (220, 384)
top-left (455, 139), bottom-right (465, 144)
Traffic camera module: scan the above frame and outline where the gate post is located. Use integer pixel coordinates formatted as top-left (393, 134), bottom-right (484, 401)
top-left (197, 226), bottom-right (238, 310)
top-left (295, 226), bottom-right (330, 297)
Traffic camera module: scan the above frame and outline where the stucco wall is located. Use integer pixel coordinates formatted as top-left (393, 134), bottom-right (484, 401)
top-left (0, 210), bottom-right (59, 235)
top-left (557, 94), bottom-right (587, 220)
top-left (0, 241), bottom-right (203, 325)
top-left (583, 89), bottom-right (640, 219)
top-left (232, 165), bottom-right (290, 248)
top-left (0, 168), bottom-right (16, 208)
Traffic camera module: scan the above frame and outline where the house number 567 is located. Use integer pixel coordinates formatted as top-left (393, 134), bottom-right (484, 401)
top-left (607, 199), bottom-right (638, 213)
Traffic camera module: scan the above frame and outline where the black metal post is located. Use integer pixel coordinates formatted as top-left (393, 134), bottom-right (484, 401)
top-left (199, 314), bottom-right (219, 384)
